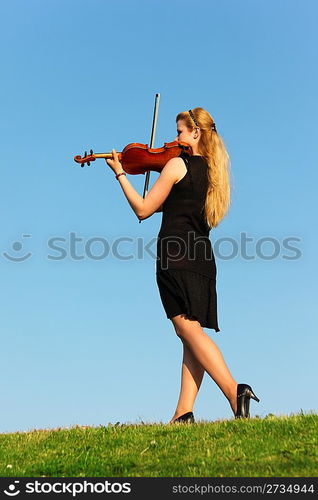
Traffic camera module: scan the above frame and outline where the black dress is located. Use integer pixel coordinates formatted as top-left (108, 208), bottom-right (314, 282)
top-left (156, 151), bottom-right (220, 332)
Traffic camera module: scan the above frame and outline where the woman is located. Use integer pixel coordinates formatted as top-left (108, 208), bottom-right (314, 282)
top-left (106, 107), bottom-right (260, 423)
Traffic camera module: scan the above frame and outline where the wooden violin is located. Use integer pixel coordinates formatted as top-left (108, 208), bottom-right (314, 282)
top-left (74, 140), bottom-right (192, 174)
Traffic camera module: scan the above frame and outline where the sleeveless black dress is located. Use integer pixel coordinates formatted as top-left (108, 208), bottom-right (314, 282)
top-left (156, 151), bottom-right (220, 332)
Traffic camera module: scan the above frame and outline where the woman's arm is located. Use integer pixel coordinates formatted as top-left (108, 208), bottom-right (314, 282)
top-left (106, 150), bottom-right (184, 220)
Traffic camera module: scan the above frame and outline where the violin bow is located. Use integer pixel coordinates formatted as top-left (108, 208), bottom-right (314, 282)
top-left (139, 93), bottom-right (160, 223)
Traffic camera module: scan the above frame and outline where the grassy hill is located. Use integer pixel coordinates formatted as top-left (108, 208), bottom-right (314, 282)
top-left (0, 412), bottom-right (316, 477)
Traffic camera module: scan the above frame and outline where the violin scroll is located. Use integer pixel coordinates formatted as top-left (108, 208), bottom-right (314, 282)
top-left (74, 149), bottom-right (95, 167)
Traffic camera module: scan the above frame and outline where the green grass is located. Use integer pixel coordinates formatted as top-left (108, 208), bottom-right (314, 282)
top-left (0, 413), bottom-right (317, 477)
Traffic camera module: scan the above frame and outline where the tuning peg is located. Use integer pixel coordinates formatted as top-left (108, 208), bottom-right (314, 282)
top-left (84, 151), bottom-right (87, 158)
top-left (90, 149), bottom-right (93, 155)
top-left (87, 161), bottom-right (90, 166)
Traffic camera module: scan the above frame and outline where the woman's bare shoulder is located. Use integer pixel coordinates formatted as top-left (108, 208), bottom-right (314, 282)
top-left (161, 156), bottom-right (187, 183)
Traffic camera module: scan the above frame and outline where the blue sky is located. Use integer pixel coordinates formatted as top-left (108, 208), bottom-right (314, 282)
top-left (0, 0), bottom-right (317, 433)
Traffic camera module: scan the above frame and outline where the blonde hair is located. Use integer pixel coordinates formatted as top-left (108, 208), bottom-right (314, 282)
top-left (176, 107), bottom-right (231, 228)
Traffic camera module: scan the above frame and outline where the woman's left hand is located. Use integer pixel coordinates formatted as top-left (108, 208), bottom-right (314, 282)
top-left (105, 149), bottom-right (123, 175)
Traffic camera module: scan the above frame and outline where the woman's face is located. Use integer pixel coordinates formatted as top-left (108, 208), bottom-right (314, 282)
top-left (175, 119), bottom-right (197, 146)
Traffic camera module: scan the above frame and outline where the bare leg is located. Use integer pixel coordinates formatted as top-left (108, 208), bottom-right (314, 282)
top-left (169, 340), bottom-right (205, 423)
top-left (171, 314), bottom-right (238, 415)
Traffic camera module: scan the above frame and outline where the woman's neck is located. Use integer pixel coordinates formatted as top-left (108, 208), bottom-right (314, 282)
top-left (191, 144), bottom-right (201, 155)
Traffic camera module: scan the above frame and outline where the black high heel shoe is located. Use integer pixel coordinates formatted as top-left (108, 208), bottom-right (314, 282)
top-left (235, 383), bottom-right (260, 418)
top-left (172, 411), bottom-right (195, 424)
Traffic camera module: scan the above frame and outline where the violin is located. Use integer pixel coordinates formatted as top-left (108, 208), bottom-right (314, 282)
top-left (74, 140), bottom-right (192, 174)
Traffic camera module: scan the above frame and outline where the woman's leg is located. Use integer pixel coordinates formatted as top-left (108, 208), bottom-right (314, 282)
top-left (170, 340), bottom-right (205, 423)
top-left (171, 313), bottom-right (238, 416)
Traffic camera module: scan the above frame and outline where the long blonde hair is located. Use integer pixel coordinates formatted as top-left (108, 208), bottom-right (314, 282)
top-left (176, 107), bottom-right (231, 228)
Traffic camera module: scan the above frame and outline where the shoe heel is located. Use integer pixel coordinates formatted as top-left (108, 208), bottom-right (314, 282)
top-left (244, 397), bottom-right (250, 418)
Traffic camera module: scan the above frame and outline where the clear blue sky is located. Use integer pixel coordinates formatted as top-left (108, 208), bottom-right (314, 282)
top-left (0, 0), bottom-right (317, 433)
